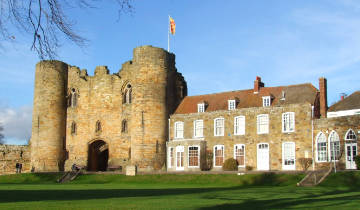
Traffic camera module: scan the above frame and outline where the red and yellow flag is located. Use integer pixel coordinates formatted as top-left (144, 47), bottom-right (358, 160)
top-left (169, 16), bottom-right (176, 35)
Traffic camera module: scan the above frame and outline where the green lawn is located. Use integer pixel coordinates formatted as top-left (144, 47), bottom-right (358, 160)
top-left (0, 172), bottom-right (359, 209)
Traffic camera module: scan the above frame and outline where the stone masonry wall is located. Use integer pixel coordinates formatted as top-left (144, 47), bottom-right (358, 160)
top-left (313, 115), bottom-right (360, 170)
top-left (169, 103), bottom-right (314, 171)
top-left (30, 61), bottom-right (68, 172)
top-left (64, 46), bottom-right (186, 172)
top-left (0, 145), bottom-right (30, 174)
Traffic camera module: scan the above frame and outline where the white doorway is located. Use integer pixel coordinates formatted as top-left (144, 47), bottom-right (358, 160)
top-left (345, 143), bottom-right (357, 169)
top-left (257, 143), bottom-right (269, 170)
top-left (282, 142), bottom-right (295, 170)
top-left (176, 146), bottom-right (184, 170)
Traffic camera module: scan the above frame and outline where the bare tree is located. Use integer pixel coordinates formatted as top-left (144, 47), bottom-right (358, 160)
top-left (0, 124), bottom-right (4, 145)
top-left (0, 0), bottom-right (133, 59)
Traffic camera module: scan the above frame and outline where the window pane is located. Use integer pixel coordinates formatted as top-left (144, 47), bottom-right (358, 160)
top-left (235, 145), bottom-right (245, 166)
top-left (215, 118), bottom-right (224, 136)
top-left (175, 122), bottom-right (184, 138)
top-left (214, 146), bottom-right (224, 166)
top-left (283, 143), bottom-right (295, 166)
top-left (188, 146), bottom-right (199, 167)
top-left (257, 115), bottom-right (268, 134)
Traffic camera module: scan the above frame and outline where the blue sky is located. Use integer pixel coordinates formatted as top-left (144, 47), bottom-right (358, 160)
top-left (1, 0), bottom-right (359, 144)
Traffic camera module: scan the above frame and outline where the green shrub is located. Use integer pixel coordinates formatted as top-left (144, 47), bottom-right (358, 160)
top-left (222, 158), bottom-right (238, 171)
top-left (246, 165), bottom-right (253, 171)
top-left (355, 155), bottom-right (360, 169)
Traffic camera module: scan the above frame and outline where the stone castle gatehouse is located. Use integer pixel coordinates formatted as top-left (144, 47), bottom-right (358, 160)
top-left (29, 45), bottom-right (186, 172)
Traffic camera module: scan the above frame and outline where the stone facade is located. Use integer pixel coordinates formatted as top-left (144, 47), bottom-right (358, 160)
top-left (167, 77), bottom-right (359, 172)
top-left (168, 103), bottom-right (314, 171)
top-left (29, 45), bottom-right (187, 172)
top-left (313, 115), bottom-right (360, 170)
top-left (0, 145), bottom-right (30, 174)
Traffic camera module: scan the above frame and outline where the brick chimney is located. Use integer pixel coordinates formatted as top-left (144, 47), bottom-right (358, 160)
top-left (254, 76), bottom-right (264, 93)
top-left (319, 77), bottom-right (328, 118)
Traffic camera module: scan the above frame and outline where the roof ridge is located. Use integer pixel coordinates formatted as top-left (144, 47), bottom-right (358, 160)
top-left (185, 83), bottom-right (315, 98)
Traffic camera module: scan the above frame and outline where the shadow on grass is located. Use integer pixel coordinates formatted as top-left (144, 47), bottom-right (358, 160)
top-left (200, 187), bottom-right (360, 209)
top-left (200, 194), bottom-right (360, 209)
top-left (0, 187), bottom-right (231, 203)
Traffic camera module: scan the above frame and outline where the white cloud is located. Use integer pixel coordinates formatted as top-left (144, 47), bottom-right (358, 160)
top-left (0, 105), bottom-right (32, 145)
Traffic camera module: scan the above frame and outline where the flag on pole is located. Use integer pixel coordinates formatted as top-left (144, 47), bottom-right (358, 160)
top-left (169, 16), bottom-right (176, 35)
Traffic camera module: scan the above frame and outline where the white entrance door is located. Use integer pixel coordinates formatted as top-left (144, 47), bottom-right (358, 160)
top-left (345, 143), bottom-right (357, 169)
top-left (176, 146), bottom-right (184, 170)
top-left (282, 142), bottom-right (295, 170)
top-left (257, 143), bottom-right (269, 170)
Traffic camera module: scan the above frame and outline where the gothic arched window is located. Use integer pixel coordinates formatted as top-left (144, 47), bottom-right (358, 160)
top-left (345, 129), bottom-right (357, 141)
top-left (316, 132), bottom-right (327, 162)
top-left (328, 131), bottom-right (340, 161)
top-left (121, 120), bottom-right (128, 133)
top-left (71, 122), bottom-right (77, 135)
top-left (69, 88), bottom-right (77, 107)
top-left (95, 121), bottom-right (102, 133)
top-left (123, 84), bottom-right (132, 104)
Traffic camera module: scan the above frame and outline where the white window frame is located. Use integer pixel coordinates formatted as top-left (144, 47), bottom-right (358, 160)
top-left (176, 146), bottom-right (184, 170)
top-left (282, 112), bottom-right (295, 133)
top-left (174, 121), bottom-right (184, 139)
top-left (197, 103), bottom-right (205, 113)
top-left (213, 145), bottom-right (224, 167)
top-left (228, 99), bottom-right (236, 110)
top-left (282, 142), bottom-right (296, 170)
top-left (328, 131), bottom-right (340, 161)
top-left (316, 132), bottom-right (327, 162)
top-left (193, 120), bottom-right (204, 138)
top-left (168, 147), bottom-right (174, 168)
top-left (262, 96), bottom-right (271, 107)
top-left (345, 129), bottom-right (357, 141)
top-left (257, 114), bottom-right (269, 134)
top-left (234, 116), bottom-right (245, 135)
top-left (214, 117), bottom-right (225, 136)
top-left (234, 144), bottom-right (245, 167)
top-left (188, 145), bottom-right (200, 168)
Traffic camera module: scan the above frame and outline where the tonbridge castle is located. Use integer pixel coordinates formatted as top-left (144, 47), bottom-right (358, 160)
top-left (0, 45), bottom-right (359, 174)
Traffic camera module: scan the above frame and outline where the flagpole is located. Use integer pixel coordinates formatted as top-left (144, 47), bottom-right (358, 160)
top-left (168, 15), bottom-right (170, 52)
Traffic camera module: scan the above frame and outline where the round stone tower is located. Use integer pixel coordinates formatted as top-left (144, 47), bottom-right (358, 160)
top-left (30, 60), bottom-right (68, 172)
top-left (130, 46), bottom-right (175, 171)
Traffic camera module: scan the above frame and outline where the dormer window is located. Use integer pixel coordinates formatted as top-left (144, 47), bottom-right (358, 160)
top-left (281, 91), bottom-right (286, 100)
top-left (228, 100), bottom-right (236, 110)
top-left (262, 96), bottom-right (271, 107)
top-left (198, 103), bottom-right (205, 113)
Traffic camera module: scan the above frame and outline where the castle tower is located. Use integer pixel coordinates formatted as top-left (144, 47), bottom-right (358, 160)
top-left (130, 46), bottom-right (177, 170)
top-left (30, 61), bottom-right (68, 172)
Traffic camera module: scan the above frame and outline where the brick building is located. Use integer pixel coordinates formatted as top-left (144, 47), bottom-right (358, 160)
top-left (0, 45), bottom-right (358, 174)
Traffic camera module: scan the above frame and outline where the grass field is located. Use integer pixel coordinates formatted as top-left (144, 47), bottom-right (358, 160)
top-left (0, 172), bottom-right (359, 209)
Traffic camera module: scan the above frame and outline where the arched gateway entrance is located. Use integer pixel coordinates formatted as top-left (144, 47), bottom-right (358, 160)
top-left (87, 140), bottom-right (109, 171)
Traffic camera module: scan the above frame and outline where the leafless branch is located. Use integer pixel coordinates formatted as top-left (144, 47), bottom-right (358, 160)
top-left (0, 0), bottom-right (133, 59)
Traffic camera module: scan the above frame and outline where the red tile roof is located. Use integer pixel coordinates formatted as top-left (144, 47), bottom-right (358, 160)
top-left (174, 83), bottom-right (318, 114)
